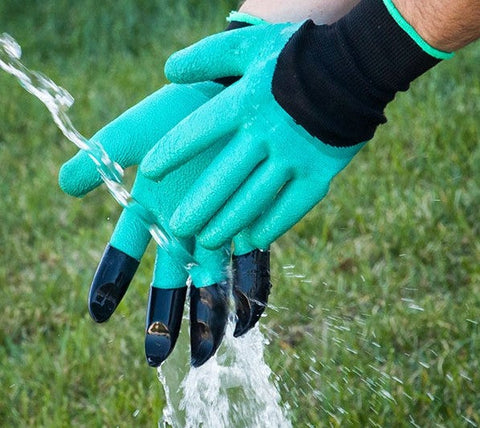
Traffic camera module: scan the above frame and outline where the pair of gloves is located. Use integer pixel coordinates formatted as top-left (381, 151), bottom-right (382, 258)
top-left (60, 0), bottom-right (450, 367)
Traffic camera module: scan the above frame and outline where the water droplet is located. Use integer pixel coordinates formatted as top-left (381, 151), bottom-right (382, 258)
top-left (419, 361), bottom-right (430, 369)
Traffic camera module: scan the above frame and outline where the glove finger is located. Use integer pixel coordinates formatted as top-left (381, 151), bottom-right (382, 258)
top-left (188, 243), bottom-right (230, 367)
top-left (247, 179), bottom-right (330, 249)
top-left (189, 242), bottom-right (230, 288)
top-left (197, 162), bottom-right (288, 249)
top-left (231, 247), bottom-right (271, 337)
top-left (145, 286), bottom-right (187, 367)
top-left (88, 244), bottom-right (140, 323)
top-left (145, 242), bottom-right (191, 367)
top-left (151, 240), bottom-right (191, 290)
top-left (189, 282), bottom-right (229, 367)
top-left (165, 25), bottom-right (267, 83)
top-left (140, 85), bottom-right (245, 182)
top-left (110, 204), bottom-right (153, 261)
top-left (167, 132), bottom-right (268, 239)
top-left (88, 207), bottom-right (152, 322)
top-left (59, 150), bottom-right (105, 197)
top-left (60, 84), bottom-right (216, 197)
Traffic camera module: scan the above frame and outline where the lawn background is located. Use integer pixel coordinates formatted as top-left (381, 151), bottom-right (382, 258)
top-left (1, 0), bottom-right (480, 426)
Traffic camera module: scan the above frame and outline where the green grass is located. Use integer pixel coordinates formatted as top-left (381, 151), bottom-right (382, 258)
top-left (1, 1), bottom-right (480, 426)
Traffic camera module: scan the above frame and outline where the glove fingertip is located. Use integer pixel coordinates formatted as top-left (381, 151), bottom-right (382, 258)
top-left (169, 207), bottom-right (200, 240)
top-left (139, 151), bottom-right (163, 181)
top-left (232, 249), bottom-right (271, 337)
top-left (59, 154), bottom-right (102, 197)
top-left (89, 244), bottom-right (140, 323)
top-left (58, 161), bottom-right (84, 197)
top-left (197, 232), bottom-right (228, 251)
top-left (190, 283), bottom-right (229, 367)
top-left (164, 53), bottom-right (189, 83)
top-left (140, 140), bottom-right (182, 182)
top-left (145, 286), bottom-right (187, 367)
top-left (164, 46), bottom-right (217, 84)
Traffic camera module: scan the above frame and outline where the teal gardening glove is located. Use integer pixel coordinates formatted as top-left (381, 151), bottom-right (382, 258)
top-left (60, 83), bottom-right (232, 367)
top-left (60, 89), bottom-right (272, 368)
top-left (141, 0), bottom-right (450, 254)
top-left (59, 15), bottom-right (275, 367)
top-left (140, 22), bottom-right (365, 253)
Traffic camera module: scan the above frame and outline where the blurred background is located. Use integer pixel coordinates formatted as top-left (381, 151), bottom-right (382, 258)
top-left (1, 0), bottom-right (480, 426)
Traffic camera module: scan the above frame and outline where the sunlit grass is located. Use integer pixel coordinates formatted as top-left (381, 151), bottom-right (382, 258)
top-left (1, 1), bottom-right (479, 426)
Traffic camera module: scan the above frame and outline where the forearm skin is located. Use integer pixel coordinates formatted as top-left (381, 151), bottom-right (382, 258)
top-left (393, 0), bottom-right (480, 51)
top-left (239, 0), bottom-right (480, 51)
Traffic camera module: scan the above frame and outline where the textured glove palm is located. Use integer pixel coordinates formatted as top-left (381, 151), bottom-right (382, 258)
top-left (141, 23), bottom-right (365, 253)
top-left (60, 82), bottom-right (235, 367)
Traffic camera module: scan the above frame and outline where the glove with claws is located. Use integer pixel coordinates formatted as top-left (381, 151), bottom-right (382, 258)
top-left (59, 78), bottom-right (271, 367)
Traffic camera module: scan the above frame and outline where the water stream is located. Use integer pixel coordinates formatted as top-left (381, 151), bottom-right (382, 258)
top-left (158, 318), bottom-right (291, 427)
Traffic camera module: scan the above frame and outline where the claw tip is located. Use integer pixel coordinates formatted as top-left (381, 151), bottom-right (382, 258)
top-left (145, 333), bottom-right (173, 367)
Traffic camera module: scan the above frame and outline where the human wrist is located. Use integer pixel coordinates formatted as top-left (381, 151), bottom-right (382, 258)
top-left (384, 0), bottom-right (453, 59)
top-left (392, 0), bottom-right (480, 52)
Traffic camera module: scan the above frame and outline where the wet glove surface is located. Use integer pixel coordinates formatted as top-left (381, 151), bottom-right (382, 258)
top-left (141, 22), bottom-right (365, 253)
top-left (59, 82), bottom-right (245, 367)
top-left (141, 0), bottom-right (449, 252)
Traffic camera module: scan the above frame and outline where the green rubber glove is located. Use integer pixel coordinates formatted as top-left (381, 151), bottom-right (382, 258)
top-left (140, 22), bottom-right (365, 253)
top-left (60, 82), bottom-right (226, 281)
top-left (60, 82), bottom-right (229, 284)
top-left (59, 82), bottom-right (232, 367)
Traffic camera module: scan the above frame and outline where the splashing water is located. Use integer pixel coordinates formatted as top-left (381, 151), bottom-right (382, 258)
top-left (0, 32), bottom-right (196, 270)
top-left (158, 319), bottom-right (291, 428)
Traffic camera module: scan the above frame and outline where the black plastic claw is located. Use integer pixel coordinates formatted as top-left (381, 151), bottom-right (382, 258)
top-left (88, 244), bottom-right (140, 323)
top-left (145, 286), bottom-right (187, 367)
top-left (232, 249), bottom-right (272, 337)
top-left (190, 283), bottom-right (229, 367)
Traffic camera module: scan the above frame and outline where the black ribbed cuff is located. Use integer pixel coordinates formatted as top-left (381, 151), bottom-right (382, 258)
top-left (273, 0), bottom-right (441, 147)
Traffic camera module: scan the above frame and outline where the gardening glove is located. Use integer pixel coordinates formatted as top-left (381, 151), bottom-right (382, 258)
top-left (59, 82), bottom-right (233, 367)
top-left (59, 15), bottom-right (275, 366)
top-left (141, 0), bottom-right (451, 253)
